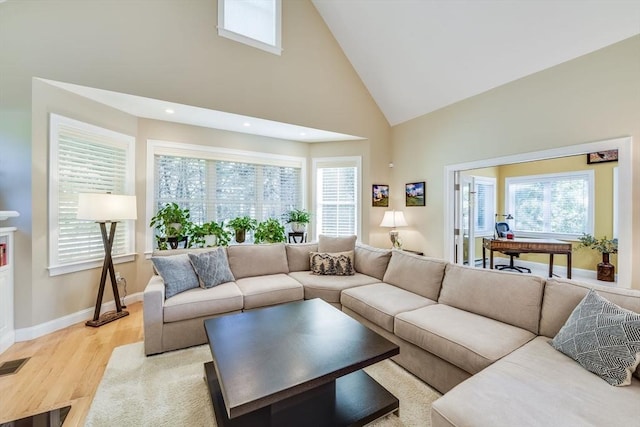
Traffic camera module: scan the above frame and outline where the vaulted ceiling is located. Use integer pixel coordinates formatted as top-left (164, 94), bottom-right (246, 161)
top-left (312, 0), bottom-right (640, 125)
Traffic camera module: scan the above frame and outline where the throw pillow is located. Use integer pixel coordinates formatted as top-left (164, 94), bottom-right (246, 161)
top-left (151, 254), bottom-right (200, 299)
top-left (550, 289), bottom-right (640, 386)
top-left (310, 251), bottom-right (355, 276)
top-left (188, 248), bottom-right (235, 289)
top-left (317, 235), bottom-right (357, 253)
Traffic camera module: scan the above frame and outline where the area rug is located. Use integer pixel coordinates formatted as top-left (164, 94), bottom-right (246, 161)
top-left (85, 342), bottom-right (441, 426)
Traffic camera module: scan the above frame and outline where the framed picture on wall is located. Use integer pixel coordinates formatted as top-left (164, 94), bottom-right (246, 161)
top-left (372, 184), bottom-right (389, 207)
top-left (587, 149), bottom-right (618, 164)
top-left (406, 182), bottom-right (425, 206)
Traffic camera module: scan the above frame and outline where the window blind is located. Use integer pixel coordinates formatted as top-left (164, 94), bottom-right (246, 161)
top-left (50, 114), bottom-right (134, 272)
top-left (316, 165), bottom-right (358, 237)
top-left (154, 155), bottom-right (302, 239)
top-left (507, 171), bottom-right (593, 236)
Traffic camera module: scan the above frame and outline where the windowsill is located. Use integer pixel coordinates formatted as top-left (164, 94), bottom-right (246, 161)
top-left (48, 253), bottom-right (136, 277)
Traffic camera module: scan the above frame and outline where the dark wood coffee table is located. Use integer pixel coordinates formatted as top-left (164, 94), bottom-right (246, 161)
top-left (204, 298), bottom-right (400, 427)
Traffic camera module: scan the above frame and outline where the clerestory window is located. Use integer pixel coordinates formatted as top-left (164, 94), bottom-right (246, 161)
top-left (218, 0), bottom-right (282, 55)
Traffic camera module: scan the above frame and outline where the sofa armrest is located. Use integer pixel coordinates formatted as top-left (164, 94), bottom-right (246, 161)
top-left (143, 275), bottom-right (165, 355)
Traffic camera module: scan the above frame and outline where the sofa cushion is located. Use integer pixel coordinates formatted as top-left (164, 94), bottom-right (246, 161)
top-left (151, 254), bottom-right (200, 299)
top-left (187, 248), bottom-right (235, 289)
top-left (285, 242), bottom-right (318, 272)
top-left (310, 251), bottom-right (355, 276)
top-left (226, 243), bottom-right (289, 279)
top-left (396, 304), bottom-right (535, 375)
top-left (431, 336), bottom-right (640, 427)
top-left (550, 289), bottom-right (640, 386)
top-left (163, 282), bottom-right (243, 323)
top-left (439, 263), bottom-right (545, 334)
top-left (540, 279), bottom-right (640, 381)
top-left (354, 244), bottom-right (392, 280)
top-left (382, 251), bottom-right (446, 301)
top-left (318, 234), bottom-right (356, 252)
top-left (288, 271), bottom-right (379, 303)
top-left (235, 273), bottom-right (303, 309)
top-left (341, 283), bottom-right (436, 332)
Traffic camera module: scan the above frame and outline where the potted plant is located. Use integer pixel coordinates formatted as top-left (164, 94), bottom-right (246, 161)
top-left (149, 203), bottom-right (191, 250)
top-left (227, 216), bottom-right (257, 243)
top-left (577, 233), bottom-right (618, 282)
top-left (191, 221), bottom-right (231, 247)
top-left (254, 218), bottom-right (286, 244)
top-left (283, 208), bottom-right (310, 233)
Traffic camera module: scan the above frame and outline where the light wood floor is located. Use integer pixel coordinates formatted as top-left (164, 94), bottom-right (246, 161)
top-left (0, 302), bottom-right (144, 426)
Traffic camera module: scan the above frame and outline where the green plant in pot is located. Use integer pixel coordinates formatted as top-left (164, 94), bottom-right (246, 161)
top-left (254, 218), bottom-right (286, 244)
top-left (149, 203), bottom-right (191, 250)
top-left (191, 221), bottom-right (231, 247)
top-left (227, 216), bottom-right (257, 243)
top-left (283, 208), bottom-right (310, 233)
top-left (577, 233), bottom-right (618, 282)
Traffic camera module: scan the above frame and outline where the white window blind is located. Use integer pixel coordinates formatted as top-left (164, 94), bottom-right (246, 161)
top-left (153, 153), bottom-right (302, 243)
top-left (218, 0), bottom-right (282, 55)
top-left (49, 114), bottom-right (135, 276)
top-left (506, 171), bottom-right (594, 238)
top-left (475, 177), bottom-right (496, 235)
top-left (314, 158), bottom-right (360, 239)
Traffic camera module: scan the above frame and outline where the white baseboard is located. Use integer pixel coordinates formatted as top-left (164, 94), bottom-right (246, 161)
top-left (0, 330), bottom-right (16, 355)
top-left (14, 292), bottom-right (143, 343)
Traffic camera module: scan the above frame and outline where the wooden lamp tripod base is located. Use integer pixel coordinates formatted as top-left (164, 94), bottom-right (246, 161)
top-left (86, 221), bottom-right (129, 327)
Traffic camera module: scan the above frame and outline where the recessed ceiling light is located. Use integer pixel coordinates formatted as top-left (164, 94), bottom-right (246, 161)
top-left (243, 122), bottom-right (251, 127)
top-left (165, 108), bottom-right (174, 114)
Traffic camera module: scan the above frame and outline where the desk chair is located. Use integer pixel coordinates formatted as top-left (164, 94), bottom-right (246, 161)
top-left (494, 222), bottom-right (531, 274)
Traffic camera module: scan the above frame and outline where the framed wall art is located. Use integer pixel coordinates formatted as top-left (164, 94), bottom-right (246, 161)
top-left (587, 149), bottom-right (618, 164)
top-left (405, 182), bottom-right (425, 206)
top-left (372, 184), bottom-right (389, 207)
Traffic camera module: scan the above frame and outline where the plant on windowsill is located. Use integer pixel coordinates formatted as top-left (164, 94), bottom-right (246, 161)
top-left (283, 208), bottom-right (311, 233)
top-left (577, 233), bottom-right (618, 282)
top-left (191, 221), bottom-right (231, 247)
top-left (227, 216), bottom-right (258, 244)
top-left (254, 218), bottom-right (286, 244)
top-left (149, 203), bottom-right (191, 250)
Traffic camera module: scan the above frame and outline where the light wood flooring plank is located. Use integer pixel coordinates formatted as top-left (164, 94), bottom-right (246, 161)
top-left (0, 302), bottom-right (144, 425)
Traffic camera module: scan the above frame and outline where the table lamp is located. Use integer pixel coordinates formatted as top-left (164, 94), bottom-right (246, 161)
top-left (77, 193), bottom-right (137, 327)
top-left (380, 210), bottom-right (408, 248)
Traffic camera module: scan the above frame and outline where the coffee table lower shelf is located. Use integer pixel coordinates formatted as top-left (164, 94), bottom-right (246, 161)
top-left (204, 362), bottom-right (399, 427)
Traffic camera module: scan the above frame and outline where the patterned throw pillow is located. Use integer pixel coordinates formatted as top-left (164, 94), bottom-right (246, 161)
top-left (550, 289), bottom-right (640, 386)
top-left (151, 254), bottom-right (200, 299)
top-left (310, 251), bottom-right (355, 276)
top-left (188, 248), bottom-right (235, 289)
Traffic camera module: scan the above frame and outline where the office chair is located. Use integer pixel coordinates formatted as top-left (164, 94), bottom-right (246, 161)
top-left (494, 222), bottom-right (531, 274)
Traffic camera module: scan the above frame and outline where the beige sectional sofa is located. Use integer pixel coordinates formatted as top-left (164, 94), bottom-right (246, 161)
top-left (143, 240), bottom-right (640, 426)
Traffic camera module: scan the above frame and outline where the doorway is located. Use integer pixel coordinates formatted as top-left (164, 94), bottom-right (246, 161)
top-left (444, 136), bottom-right (632, 288)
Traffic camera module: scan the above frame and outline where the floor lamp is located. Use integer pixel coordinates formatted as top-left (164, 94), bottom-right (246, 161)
top-left (77, 193), bottom-right (137, 327)
top-left (380, 210), bottom-right (408, 248)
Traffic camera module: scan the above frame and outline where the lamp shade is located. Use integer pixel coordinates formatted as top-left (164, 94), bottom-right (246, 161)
top-left (77, 193), bottom-right (137, 221)
top-left (380, 210), bottom-right (408, 228)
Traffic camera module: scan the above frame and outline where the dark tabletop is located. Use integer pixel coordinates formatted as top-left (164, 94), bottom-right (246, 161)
top-left (204, 298), bottom-right (399, 418)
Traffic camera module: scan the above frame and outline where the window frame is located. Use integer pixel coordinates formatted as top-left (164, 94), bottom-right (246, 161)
top-left (311, 156), bottom-right (362, 241)
top-left (48, 114), bottom-right (136, 276)
top-left (505, 170), bottom-right (595, 240)
top-left (146, 139), bottom-right (306, 254)
top-left (218, 0), bottom-right (283, 55)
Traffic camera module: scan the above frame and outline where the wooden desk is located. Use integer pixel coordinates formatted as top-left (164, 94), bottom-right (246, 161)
top-left (482, 237), bottom-right (572, 279)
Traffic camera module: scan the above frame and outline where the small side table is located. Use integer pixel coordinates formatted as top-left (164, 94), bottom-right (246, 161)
top-left (288, 232), bottom-right (306, 243)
